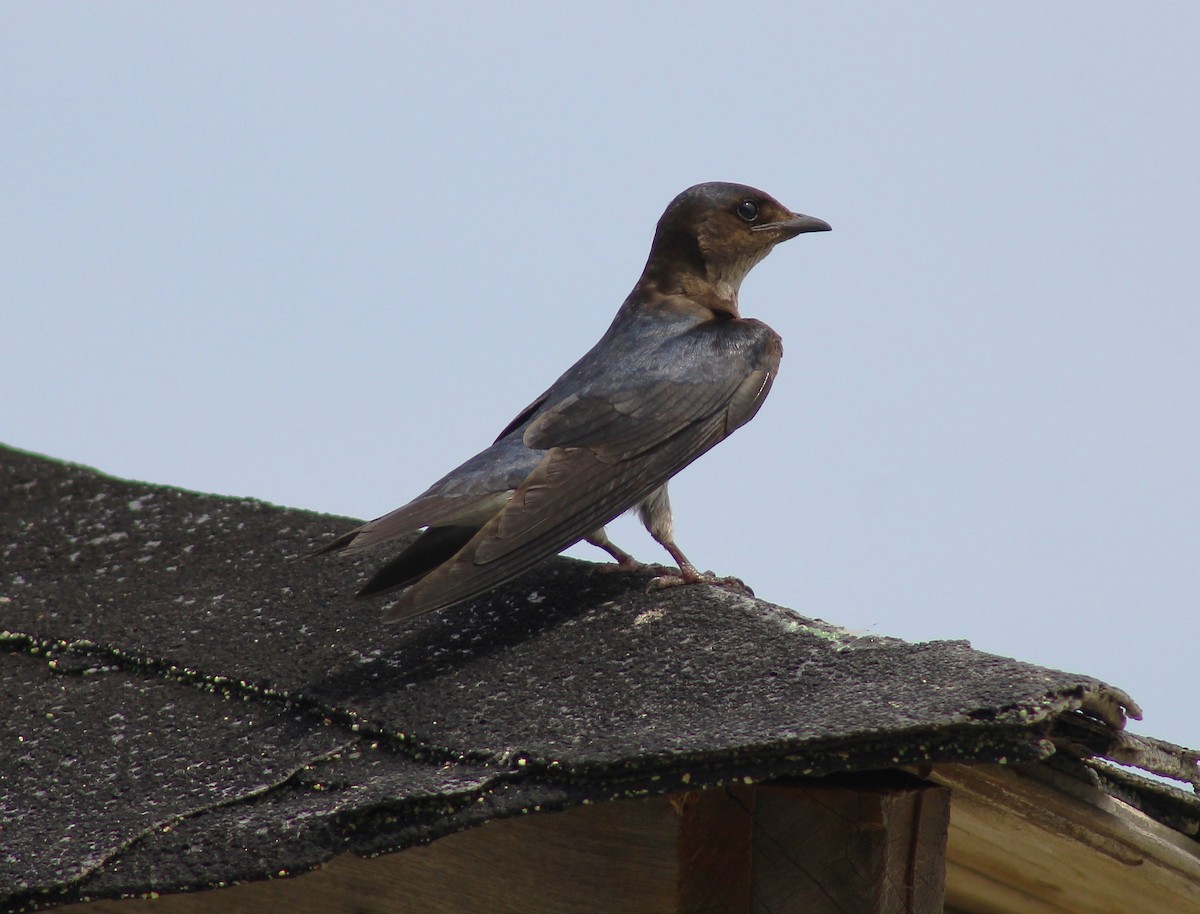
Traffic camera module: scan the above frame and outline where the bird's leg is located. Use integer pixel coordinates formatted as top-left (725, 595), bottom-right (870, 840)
top-left (657, 540), bottom-right (704, 583)
top-left (638, 486), bottom-right (753, 596)
top-left (585, 528), bottom-right (643, 572)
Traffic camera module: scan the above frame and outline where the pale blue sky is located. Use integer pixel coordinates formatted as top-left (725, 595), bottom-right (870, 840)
top-left (3, 4), bottom-right (1197, 751)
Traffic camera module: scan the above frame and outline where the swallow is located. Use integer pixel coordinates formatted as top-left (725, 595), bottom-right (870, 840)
top-left (315, 182), bottom-right (830, 622)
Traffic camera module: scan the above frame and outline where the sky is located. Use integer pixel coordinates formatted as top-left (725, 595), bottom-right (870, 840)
top-left (3, 5), bottom-right (1197, 753)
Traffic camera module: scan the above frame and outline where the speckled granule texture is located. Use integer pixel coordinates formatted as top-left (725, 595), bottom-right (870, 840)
top-left (0, 444), bottom-right (1154, 910)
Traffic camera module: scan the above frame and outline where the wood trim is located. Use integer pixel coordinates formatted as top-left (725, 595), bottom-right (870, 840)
top-left (928, 763), bottom-right (1200, 914)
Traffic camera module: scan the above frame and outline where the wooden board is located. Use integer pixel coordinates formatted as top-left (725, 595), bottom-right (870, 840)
top-left (930, 762), bottom-right (1200, 914)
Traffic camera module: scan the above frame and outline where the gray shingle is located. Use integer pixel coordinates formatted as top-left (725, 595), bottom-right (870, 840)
top-left (1, 445), bottom-right (1193, 911)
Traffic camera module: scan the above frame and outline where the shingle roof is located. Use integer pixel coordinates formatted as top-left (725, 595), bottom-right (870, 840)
top-left (1, 444), bottom-right (1196, 911)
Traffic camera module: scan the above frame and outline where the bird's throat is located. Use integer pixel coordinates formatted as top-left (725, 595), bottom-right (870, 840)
top-left (680, 273), bottom-right (741, 319)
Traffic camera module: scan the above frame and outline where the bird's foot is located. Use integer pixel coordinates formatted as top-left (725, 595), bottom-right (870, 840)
top-left (646, 568), bottom-right (754, 597)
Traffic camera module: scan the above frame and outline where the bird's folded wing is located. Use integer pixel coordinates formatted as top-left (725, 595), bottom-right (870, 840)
top-left (311, 490), bottom-right (511, 557)
top-left (522, 378), bottom-right (740, 461)
top-left (384, 368), bottom-right (774, 621)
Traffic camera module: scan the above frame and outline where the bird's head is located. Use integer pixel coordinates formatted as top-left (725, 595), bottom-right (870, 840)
top-left (639, 182), bottom-right (830, 317)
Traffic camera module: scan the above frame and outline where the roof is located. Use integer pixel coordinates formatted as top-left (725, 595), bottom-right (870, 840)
top-left (1, 444), bottom-right (1196, 911)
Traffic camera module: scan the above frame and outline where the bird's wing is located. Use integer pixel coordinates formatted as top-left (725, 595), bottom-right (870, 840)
top-left (383, 365), bottom-right (776, 621)
top-left (310, 489), bottom-right (512, 557)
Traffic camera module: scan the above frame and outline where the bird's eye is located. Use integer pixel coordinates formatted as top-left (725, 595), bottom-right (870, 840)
top-left (735, 200), bottom-right (760, 222)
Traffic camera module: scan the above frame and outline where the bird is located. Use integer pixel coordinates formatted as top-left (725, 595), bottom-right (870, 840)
top-left (314, 182), bottom-right (830, 622)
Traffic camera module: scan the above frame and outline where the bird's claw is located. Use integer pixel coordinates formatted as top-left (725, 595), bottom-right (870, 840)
top-left (646, 570), bottom-right (754, 597)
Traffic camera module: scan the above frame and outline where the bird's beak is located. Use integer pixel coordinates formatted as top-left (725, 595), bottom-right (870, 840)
top-left (752, 212), bottom-right (832, 238)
